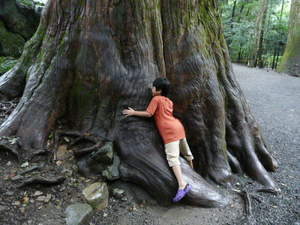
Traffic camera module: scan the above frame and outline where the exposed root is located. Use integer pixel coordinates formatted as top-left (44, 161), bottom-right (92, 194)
top-left (227, 151), bottom-right (243, 174)
top-left (17, 175), bottom-right (65, 188)
top-left (73, 142), bottom-right (103, 157)
top-left (29, 149), bottom-right (50, 162)
top-left (231, 189), bottom-right (253, 218)
top-left (18, 165), bottom-right (42, 175)
top-left (256, 188), bottom-right (281, 195)
top-left (0, 138), bottom-right (19, 159)
top-left (53, 130), bottom-right (108, 157)
top-left (241, 190), bottom-right (252, 217)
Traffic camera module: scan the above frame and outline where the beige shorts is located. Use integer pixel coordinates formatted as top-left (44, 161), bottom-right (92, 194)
top-left (165, 138), bottom-right (194, 167)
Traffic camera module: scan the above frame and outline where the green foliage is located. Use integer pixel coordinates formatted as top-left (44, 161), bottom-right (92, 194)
top-left (16, 0), bottom-right (35, 8)
top-left (219, 0), bottom-right (290, 67)
top-left (0, 57), bottom-right (18, 75)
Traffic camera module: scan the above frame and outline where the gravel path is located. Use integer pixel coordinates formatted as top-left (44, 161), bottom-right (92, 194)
top-left (231, 64), bottom-right (300, 225)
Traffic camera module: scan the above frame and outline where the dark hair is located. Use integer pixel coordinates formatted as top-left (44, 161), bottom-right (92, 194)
top-left (153, 77), bottom-right (170, 97)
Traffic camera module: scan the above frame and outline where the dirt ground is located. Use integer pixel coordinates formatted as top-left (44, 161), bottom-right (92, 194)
top-left (0, 64), bottom-right (299, 225)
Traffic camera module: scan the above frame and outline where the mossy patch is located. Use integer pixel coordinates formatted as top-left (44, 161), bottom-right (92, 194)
top-left (0, 56), bottom-right (18, 75)
top-left (16, 0), bottom-right (35, 8)
top-left (0, 20), bottom-right (25, 57)
top-left (278, 29), bottom-right (300, 74)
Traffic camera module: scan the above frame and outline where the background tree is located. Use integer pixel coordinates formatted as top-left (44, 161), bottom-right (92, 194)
top-left (252, 0), bottom-right (269, 67)
top-left (220, 0), bottom-right (290, 68)
top-left (278, 0), bottom-right (300, 76)
top-left (0, 0), bottom-right (278, 207)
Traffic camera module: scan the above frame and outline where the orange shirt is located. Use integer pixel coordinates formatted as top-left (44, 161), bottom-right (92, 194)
top-left (146, 96), bottom-right (186, 144)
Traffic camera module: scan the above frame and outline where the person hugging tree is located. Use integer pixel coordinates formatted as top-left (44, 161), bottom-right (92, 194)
top-left (122, 77), bottom-right (194, 202)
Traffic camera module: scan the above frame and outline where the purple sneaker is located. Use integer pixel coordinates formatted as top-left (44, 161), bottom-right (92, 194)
top-left (172, 184), bottom-right (192, 202)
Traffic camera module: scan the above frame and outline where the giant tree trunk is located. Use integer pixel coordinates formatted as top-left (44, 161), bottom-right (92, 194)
top-left (0, 0), bottom-right (278, 207)
top-left (278, 0), bottom-right (300, 77)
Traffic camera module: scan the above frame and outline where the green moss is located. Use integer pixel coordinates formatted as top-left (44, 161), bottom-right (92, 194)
top-left (278, 29), bottom-right (300, 73)
top-left (16, 0), bottom-right (35, 8)
top-left (0, 20), bottom-right (25, 57)
top-left (0, 56), bottom-right (18, 75)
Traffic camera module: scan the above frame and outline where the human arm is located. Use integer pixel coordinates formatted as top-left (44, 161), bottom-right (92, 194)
top-left (122, 107), bottom-right (152, 117)
top-left (123, 97), bottom-right (158, 118)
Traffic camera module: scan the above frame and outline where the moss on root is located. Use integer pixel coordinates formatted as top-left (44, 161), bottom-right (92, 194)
top-left (0, 21), bottom-right (25, 57)
top-left (0, 57), bottom-right (18, 75)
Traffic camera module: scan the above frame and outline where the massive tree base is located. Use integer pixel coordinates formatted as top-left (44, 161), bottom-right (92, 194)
top-left (0, 0), bottom-right (278, 207)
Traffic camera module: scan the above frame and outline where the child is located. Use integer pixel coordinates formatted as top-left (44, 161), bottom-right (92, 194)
top-left (122, 77), bottom-right (194, 202)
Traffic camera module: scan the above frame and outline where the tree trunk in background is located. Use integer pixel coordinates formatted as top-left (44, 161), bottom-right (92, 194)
top-left (252, 0), bottom-right (269, 68)
top-left (227, 0), bottom-right (237, 47)
top-left (278, 0), bottom-right (300, 77)
top-left (0, 0), bottom-right (278, 207)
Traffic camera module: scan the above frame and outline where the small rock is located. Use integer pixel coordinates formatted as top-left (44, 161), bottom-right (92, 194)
top-left (99, 142), bottom-right (114, 163)
top-left (82, 182), bottom-right (109, 211)
top-left (56, 145), bottom-right (69, 160)
top-left (129, 205), bottom-right (137, 212)
top-left (37, 196), bottom-right (46, 202)
top-left (22, 196), bottom-right (30, 204)
top-left (5, 191), bottom-right (14, 196)
top-left (20, 207), bottom-right (25, 213)
top-left (112, 188), bottom-right (125, 199)
top-left (121, 197), bottom-right (128, 202)
top-left (21, 162), bottom-right (29, 168)
top-left (12, 201), bottom-right (21, 206)
top-left (65, 203), bottom-right (93, 225)
top-left (60, 187), bottom-right (66, 192)
top-left (102, 155), bottom-right (120, 181)
top-left (33, 191), bottom-right (43, 196)
top-left (44, 194), bottom-right (51, 203)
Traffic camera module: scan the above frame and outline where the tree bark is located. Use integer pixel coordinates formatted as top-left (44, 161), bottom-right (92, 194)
top-left (252, 0), bottom-right (269, 68)
top-left (278, 0), bottom-right (300, 77)
top-left (0, 0), bottom-right (278, 207)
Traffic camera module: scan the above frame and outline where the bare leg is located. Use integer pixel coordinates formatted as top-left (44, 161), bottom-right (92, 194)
top-left (188, 160), bottom-right (194, 169)
top-left (179, 139), bottom-right (194, 169)
top-left (172, 165), bottom-right (187, 189)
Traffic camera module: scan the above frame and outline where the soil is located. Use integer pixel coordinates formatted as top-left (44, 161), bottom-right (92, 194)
top-left (0, 63), bottom-right (299, 225)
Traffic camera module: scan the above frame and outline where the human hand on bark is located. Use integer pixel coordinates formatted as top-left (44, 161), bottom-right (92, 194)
top-left (122, 107), bottom-right (135, 117)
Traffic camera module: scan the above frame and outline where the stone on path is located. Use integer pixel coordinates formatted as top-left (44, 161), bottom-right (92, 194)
top-left (65, 203), bottom-right (93, 225)
top-left (82, 182), bottom-right (109, 210)
top-left (102, 155), bottom-right (120, 181)
top-left (112, 188), bottom-right (125, 199)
